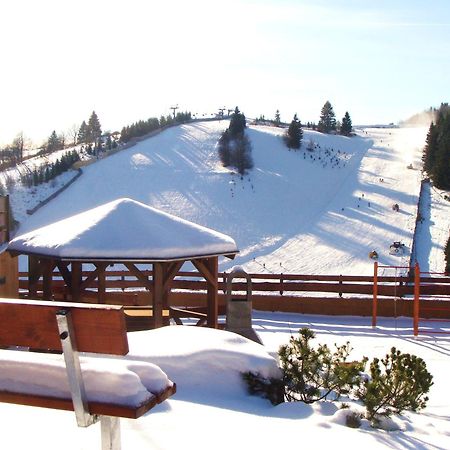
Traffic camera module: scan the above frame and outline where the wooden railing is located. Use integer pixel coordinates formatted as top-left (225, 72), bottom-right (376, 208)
top-left (19, 270), bottom-right (450, 319)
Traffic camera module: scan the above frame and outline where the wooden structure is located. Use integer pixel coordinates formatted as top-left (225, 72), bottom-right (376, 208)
top-left (8, 198), bottom-right (238, 329)
top-left (17, 266), bottom-right (450, 321)
top-left (0, 298), bottom-right (176, 450)
top-left (0, 195), bottom-right (18, 298)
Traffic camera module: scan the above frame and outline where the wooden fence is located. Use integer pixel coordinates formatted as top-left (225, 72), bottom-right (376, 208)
top-left (18, 269), bottom-right (450, 320)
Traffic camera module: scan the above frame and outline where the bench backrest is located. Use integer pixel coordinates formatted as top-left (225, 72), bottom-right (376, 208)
top-left (0, 298), bottom-right (129, 355)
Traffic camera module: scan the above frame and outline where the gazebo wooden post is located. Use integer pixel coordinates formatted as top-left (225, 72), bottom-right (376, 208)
top-left (97, 263), bottom-right (107, 304)
top-left (71, 261), bottom-right (82, 302)
top-left (205, 257), bottom-right (219, 328)
top-left (152, 263), bottom-right (164, 328)
top-left (42, 259), bottom-right (54, 301)
top-left (28, 255), bottom-right (41, 298)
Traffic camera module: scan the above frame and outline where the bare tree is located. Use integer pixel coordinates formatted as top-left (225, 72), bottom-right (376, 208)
top-left (68, 123), bottom-right (79, 147)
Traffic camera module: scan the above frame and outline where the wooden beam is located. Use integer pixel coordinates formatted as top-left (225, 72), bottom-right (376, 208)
top-left (42, 259), bottom-right (55, 301)
top-left (71, 262), bottom-right (82, 302)
top-left (192, 259), bottom-right (217, 287)
top-left (56, 261), bottom-right (72, 289)
top-left (163, 261), bottom-right (184, 292)
top-left (96, 263), bottom-right (108, 304)
top-left (205, 257), bottom-right (219, 328)
top-left (124, 263), bottom-right (153, 291)
top-left (28, 256), bottom-right (41, 298)
top-left (153, 263), bottom-right (164, 328)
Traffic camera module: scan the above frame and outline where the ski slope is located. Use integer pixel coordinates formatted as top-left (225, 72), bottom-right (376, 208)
top-left (14, 120), bottom-right (443, 275)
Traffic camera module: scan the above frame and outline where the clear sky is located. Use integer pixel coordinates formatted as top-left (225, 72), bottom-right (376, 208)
top-left (1, 0), bottom-right (449, 145)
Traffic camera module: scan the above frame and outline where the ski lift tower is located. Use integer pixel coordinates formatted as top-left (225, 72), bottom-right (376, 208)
top-left (218, 107), bottom-right (226, 118)
top-left (170, 105), bottom-right (179, 119)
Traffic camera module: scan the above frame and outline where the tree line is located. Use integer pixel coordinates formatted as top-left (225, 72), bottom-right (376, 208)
top-left (120, 111), bottom-right (192, 143)
top-left (423, 103), bottom-right (450, 190)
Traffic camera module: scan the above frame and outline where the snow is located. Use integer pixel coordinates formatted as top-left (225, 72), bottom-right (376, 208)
top-left (0, 350), bottom-right (172, 407)
top-left (1, 120), bottom-right (449, 448)
top-left (9, 121), bottom-right (449, 275)
top-left (1, 316), bottom-right (449, 450)
top-left (8, 198), bottom-right (238, 260)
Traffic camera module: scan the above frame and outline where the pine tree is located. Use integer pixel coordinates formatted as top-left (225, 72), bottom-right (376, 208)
top-left (78, 121), bottom-right (89, 144)
top-left (87, 111), bottom-right (102, 144)
top-left (229, 107), bottom-right (246, 137)
top-left (318, 101), bottom-right (337, 134)
top-left (284, 114), bottom-right (303, 150)
top-left (340, 111), bottom-right (353, 136)
top-left (274, 110), bottom-right (281, 127)
top-left (46, 130), bottom-right (62, 153)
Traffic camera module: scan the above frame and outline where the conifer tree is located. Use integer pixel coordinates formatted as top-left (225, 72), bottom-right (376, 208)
top-left (87, 111), bottom-right (102, 144)
top-left (318, 101), bottom-right (337, 134)
top-left (78, 121), bottom-right (89, 144)
top-left (340, 111), bottom-right (353, 136)
top-left (284, 114), bottom-right (303, 150)
top-left (46, 130), bottom-right (62, 153)
top-left (274, 110), bottom-right (281, 127)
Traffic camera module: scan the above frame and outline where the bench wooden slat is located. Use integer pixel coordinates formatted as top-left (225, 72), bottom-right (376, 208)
top-left (0, 299), bottom-right (128, 355)
top-left (0, 384), bottom-right (176, 419)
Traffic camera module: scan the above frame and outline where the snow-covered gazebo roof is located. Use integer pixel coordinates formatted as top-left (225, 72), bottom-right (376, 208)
top-left (8, 198), bottom-right (239, 330)
top-left (8, 198), bottom-right (238, 261)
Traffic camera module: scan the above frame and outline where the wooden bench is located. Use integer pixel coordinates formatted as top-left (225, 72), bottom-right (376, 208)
top-left (0, 298), bottom-right (176, 450)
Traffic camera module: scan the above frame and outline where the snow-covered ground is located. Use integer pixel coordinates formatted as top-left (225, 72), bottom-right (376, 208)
top-left (1, 314), bottom-right (449, 450)
top-left (7, 120), bottom-right (449, 275)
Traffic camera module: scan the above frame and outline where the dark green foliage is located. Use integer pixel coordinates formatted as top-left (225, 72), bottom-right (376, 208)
top-left (278, 328), bottom-right (366, 403)
top-left (217, 107), bottom-right (253, 175)
top-left (357, 347), bottom-right (433, 420)
top-left (20, 150), bottom-right (80, 188)
top-left (87, 111), bottom-right (102, 144)
top-left (284, 114), bottom-right (303, 150)
top-left (78, 121), bottom-right (89, 144)
top-left (340, 112), bottom-right (353, 136)
top-left (46, 130), bottom-right (64, 153)
top-left (422, 103), bottom-right (450, 189)
top-left (241, 371), bottom-right (285, 405)
top-left (318, 101), bottom-right (337, 134)
top-left (228, 107), bottom-right (246, 136)
top-left (274, 110), bottom-right (281, 127)
top-left (444, 235), bottom-right (450, 274)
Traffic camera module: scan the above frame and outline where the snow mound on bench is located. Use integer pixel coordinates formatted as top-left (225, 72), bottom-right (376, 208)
top-left (0, 350), bottom-right (173, 407)
top-left (125, 326), bottom-right (281, 399)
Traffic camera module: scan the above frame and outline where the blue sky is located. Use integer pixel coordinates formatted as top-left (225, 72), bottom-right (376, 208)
top-left (1, 0), bottom-right (449, 144)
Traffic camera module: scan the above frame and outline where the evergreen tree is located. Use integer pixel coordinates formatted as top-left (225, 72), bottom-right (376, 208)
top-left (229, 107), bottom-right (246, 137)
top-left (284, 114), bottom-right (303, 150)
top-left (274, 110), bottom-right (281, 127)
top-left (46, 130), bottom-right (62, 153)
top-left (422, 103), bottom-right (450, 189)
top-left (78, 121), bottom-right (89, 144)
top-left (340, 111), bottom-right (353, 136)
top-left (318, 101), bottom-right (337, 134)
top-left (87, 111), bottom-right (102, 144)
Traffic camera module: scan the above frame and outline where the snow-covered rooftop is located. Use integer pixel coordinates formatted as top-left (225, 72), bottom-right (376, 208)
top-left (7, 198), bottom-right (238, 261)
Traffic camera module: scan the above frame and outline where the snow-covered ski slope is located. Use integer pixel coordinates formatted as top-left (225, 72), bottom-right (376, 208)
top-left (17, 120), bottom-right (441, 275)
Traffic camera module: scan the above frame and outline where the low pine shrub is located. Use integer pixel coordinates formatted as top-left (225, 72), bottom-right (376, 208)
top-left (357, 347), bottom-right (433, 421)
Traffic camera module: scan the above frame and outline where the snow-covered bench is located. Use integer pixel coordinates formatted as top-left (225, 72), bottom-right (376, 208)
top-left (0, 298), bottom-right (176, 450)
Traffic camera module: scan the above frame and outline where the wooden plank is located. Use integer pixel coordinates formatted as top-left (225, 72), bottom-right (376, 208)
top-left (0, 299), bottom-right (128, 354)
top-left (124, 263), bottom-right (153, 290)
top-left (0, 384), bottom-right (176, 419)
top-left (152, 263), bottom-right (164, 328)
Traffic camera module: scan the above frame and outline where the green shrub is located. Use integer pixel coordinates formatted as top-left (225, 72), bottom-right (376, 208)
top-left (278, 328), bottom-right (366, 403)
top-left (241, 371), bottom-right (285, 405)
top-left (358, 347), bottom-right (433, 421)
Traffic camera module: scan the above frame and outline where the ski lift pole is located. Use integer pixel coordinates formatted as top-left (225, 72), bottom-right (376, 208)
top-left (372, 261), bottom-right (378, 327)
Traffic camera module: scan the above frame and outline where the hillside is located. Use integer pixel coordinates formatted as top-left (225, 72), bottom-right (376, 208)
top-left (12, 120), bottom-right (447, 275)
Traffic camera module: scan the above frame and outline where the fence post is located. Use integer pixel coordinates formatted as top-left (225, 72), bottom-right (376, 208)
top-left (413, 262), bottom-right (420, 336)
top-left (280, 273), bottom-right (284, 296)
top-left (372, 261), bottom-right (378, 327)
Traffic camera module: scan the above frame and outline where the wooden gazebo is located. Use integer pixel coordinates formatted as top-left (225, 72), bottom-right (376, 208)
top-left (7, 198), bottom-right (238, 328)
